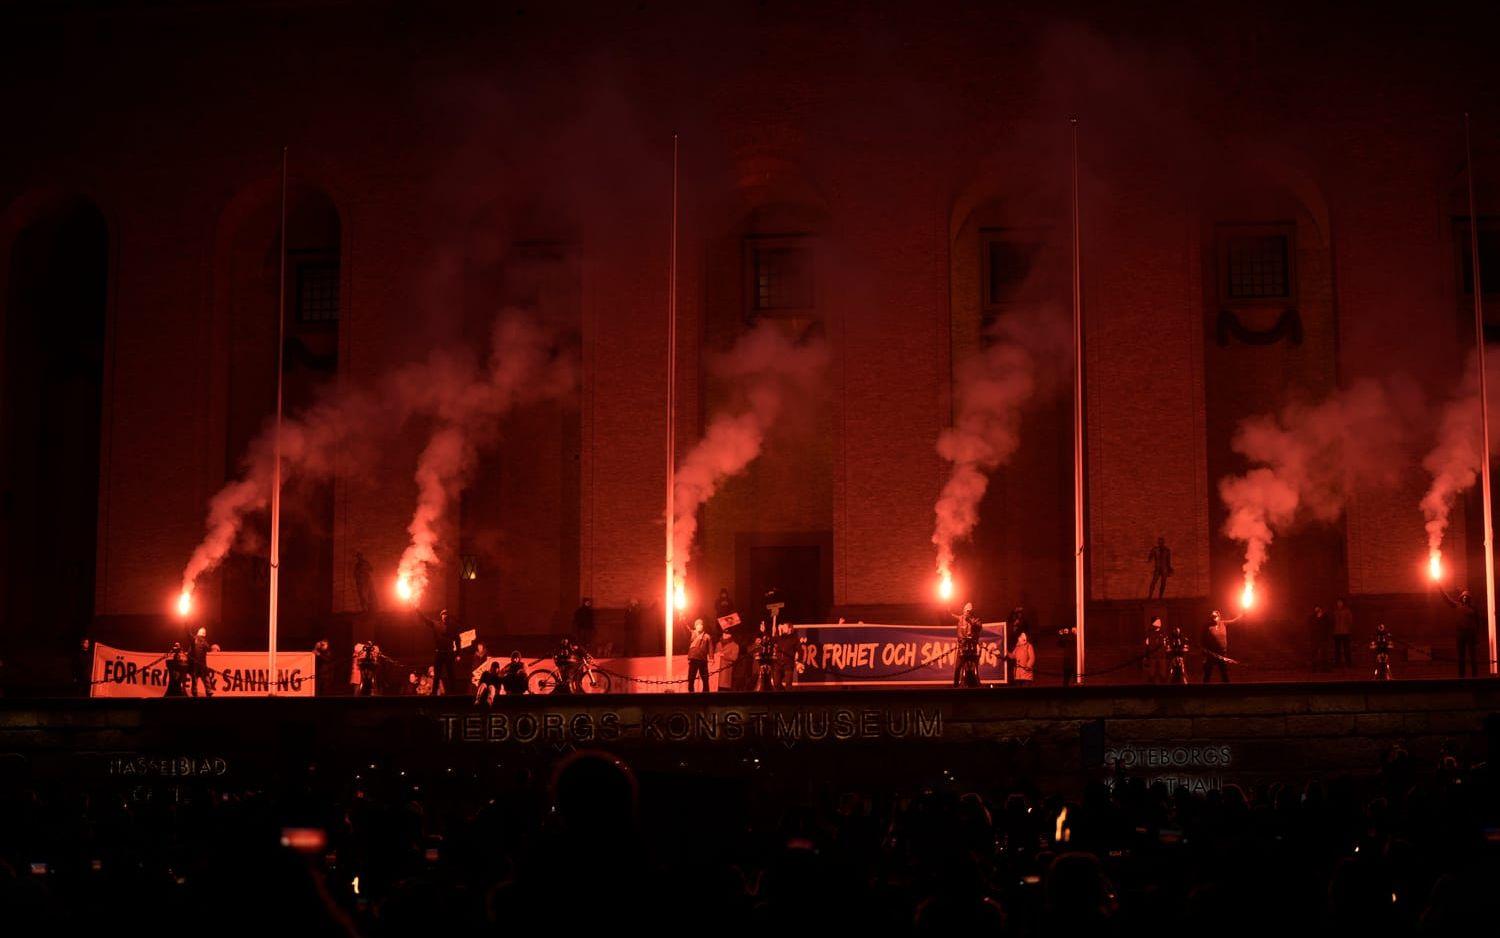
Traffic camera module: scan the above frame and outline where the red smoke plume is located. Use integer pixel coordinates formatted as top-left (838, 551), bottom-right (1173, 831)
top-left (671, 322), bottom-right (829, 578)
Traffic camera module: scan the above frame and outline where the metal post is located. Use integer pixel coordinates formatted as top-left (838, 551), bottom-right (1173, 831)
top-left (665, 134), bottom-right (680, 687)
top-left (1464, 113), bottom-right (1498, 674)
top-left (267, 147), bottom-right (288, 695)
top-left (1071, 120), bottom-right (1087, 684)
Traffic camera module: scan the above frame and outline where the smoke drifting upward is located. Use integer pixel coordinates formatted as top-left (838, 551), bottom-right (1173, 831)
top-left (932, 304), bottom-right (1071, 579)
top-left (179, 386), bottom-right (384, 600)
top-left (671, 322), bottom-right (830, 577)
top-left (179, 311), bottom-right (573, 606)
top-left (1420, 350), bottom-right (1497, 563)
top-left (395, 313), bottom-right (576, 601)
top-left (1218, 380), bottom-right (1412, 595)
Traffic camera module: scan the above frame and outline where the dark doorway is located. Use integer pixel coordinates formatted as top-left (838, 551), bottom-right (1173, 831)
top-left (2, 201), bottom-right (108, 678)
top-left (741, 539), bottom-right (830, 626)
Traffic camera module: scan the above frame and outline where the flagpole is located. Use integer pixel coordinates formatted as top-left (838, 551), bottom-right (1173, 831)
top-left (1070, 119), bottom-right (1087, 684)
top-left (268, 147), bottom-right (288, 695)
top-left (664, 134), bottom-right (680, 687)
top-left (1464, 113), bottom-right (1498, 675)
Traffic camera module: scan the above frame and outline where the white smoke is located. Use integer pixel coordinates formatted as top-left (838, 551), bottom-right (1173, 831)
top-left (1219, 380), bottom-right (1411, 593)
top-left (1420, 350), bottom-right (1499, 561)
top-left (671, 321), bottom-right (830, 577)
top-left (394, 313), bottom-right (576, 600)
top-left (180, 310), bottom-right (573, 605)
top-left (932, 303), bottom-right (1071, 578)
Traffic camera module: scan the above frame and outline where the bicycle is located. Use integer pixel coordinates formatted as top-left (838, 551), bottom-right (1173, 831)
top-left (527, 650), bottom-right (613, 694)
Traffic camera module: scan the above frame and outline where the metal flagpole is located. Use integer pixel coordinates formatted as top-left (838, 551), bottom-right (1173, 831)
top-left (665, 134), bottom-right (680, 685)
top-left (1464, 113), bottom-right (1498, 674)
top-left (268, 147), bottom-right (288, 695)
top-left (1070, 120), bottom-right (1087, 684)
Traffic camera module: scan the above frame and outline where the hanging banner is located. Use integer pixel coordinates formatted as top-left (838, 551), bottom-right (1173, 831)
top-left (791, 622), bottom-right (1008, 685)
top-left (90, 643), bottom-right (317, 698)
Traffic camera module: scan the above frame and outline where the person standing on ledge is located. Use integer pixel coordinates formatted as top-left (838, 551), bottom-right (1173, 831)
top-left (1437, 585), bottom-right (1482, 678)
top-left (952, 602), bottom-right (983, 688)
top-left (1057, 625), bottom-right (1078, 687)
top-left (686, 618), bottom-right (712, 693)
top-left (418, 608), bottom-right (460, 696)
top-left (188, 626), bottom-right (214, 697)
top-left (1307, 604), bottom-right (1332, 672)
top-left (1201, 610), bottom-right (1241, 683)
top-left (1008, 630), bottom-right (1035, 686)
top-left (1147, 537), bottom-right (1173, 599)
top-left (572, 597), bottom-right (595, 649)
top-left (1143, 617), bottom-right (1168, 684)
top-left (1332, 597), bottom-right (1354, 669)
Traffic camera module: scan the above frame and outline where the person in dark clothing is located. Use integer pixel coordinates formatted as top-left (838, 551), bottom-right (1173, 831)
top-left (419, 609), bottom-right (460, 696)
top-left (1438, 586), bottom-right (1483, 677)
top-left (353, 550), bottom-right (375, 614)
top-left (774, 621), bottom-right (802, 689)
top-left (572, 598), bottom-right (595, 646)
top-left (1166, 627), bottom-right (1190, 684)
top-left (714, 588), bottom-right (736, 622)
top-left (753, 623), bottom-right (777, 692)
top-left (553, 638), bottom-right (580, 694)
top-left (953, 603), bottom-right (983, 688)
top-left (1201, 610), bottom-right (1241, 683)
top-left (1058, 626), bottom-right (1079, 687)
top-left (1006, 606), bottom-right (1032, 643)
top-left (500, 652), bottom-right (529, 695)
top-left (1143, 617), bottom-right (1168, 684)
top-left (313, 640), bottom-right (333, 696)
top-left (164, 643), bottom-right (190, 697)
top-left (475, 661), bottom-right (504, 704)
top-left (75, 638), bottom-right (94, 695)
top-left (188, 627), bottom-right (213, 697)
top-left (356, 640), bottom-right (381, 696)
top-left (1147, 537), bottom-right (1173, 599)
top-left (686, 619), bottom-right (713, 693)
top-left (1308, 605), bottom-right (1332, 671)
top-left (1370, 623), bottom-right (1393, 681)
top-left (1333, 597), bottom-right (1355, 668)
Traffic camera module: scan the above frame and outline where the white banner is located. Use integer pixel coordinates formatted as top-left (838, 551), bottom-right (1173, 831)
top-left (90, 642), bottom-right (317, 698)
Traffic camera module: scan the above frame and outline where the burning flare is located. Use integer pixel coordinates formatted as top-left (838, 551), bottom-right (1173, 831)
top-left (937, 570), bottom-right (954, 602)
top-left (1240, 580), bottom-right (1256, 611)
top-left (673, 579), bottom-right (687, 612)
top-left (394, 575), bottom-right (416, 605)
top-left (1428, 550), bottom-right (1443, 583)
top-left (176, 590), bottom-right (193, 618)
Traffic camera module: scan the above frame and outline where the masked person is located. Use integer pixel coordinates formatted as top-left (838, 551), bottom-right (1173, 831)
top-left (500, 652), bottom-right (529, 695)
top-left (1143, 617), bottom-right (1168, 684)
top-left (356, 639), bottom-right (381, 697)
top-left (952, 602), bottom-right (984, 688)
top-left (717, 624), bottom-right (741, 693)
top-left (1201, 610), bottom-right (1241, 683)
top-left (1333, 597), bottom-right (1355, 669)
top-left (165, 643), bottom-right (191, 697)
top-left (418, 608), bottom-right (460, 696)
top-left (1437, 585), bottom-right (1482, 678)
top-left (1147, 537), bottom-right (1173, 599)
top-left (686, 619), bottom-right (713, 693)
top-left (1166, 627), bottom-right (1190, 684)
top-left (553, 638), bottom-right (579, 694)
top-left (188, 627), bottom-right (214, 697)
top-left (1308, 605), bottom-right (1332, 671)
top-left (1058, 626), bottom-right (1079, 687)
top-left (475, 661), bottom-right (505, 705)
top-left (774, 620), bottom-right (802, 690)
top-left (1370, 623), bottom-right (1393, 681)
top-left (1008, 630), bottom-right (1035, 686)
top-left (754, 623), bottom-right (777, 692)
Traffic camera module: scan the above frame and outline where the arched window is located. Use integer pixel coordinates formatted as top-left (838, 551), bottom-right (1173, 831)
top-left (2, 198), bottom-right (109, 665)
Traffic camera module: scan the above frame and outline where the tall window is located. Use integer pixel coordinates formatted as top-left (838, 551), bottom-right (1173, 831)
top-left (745, 236), bottom-right (814, 317)
top-left (1216, 223), bottom-right (1296, 306)
top-left (294, 256), bottom-right (340, 323)
top-left (981, 231), bottom-right (1044, 312)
